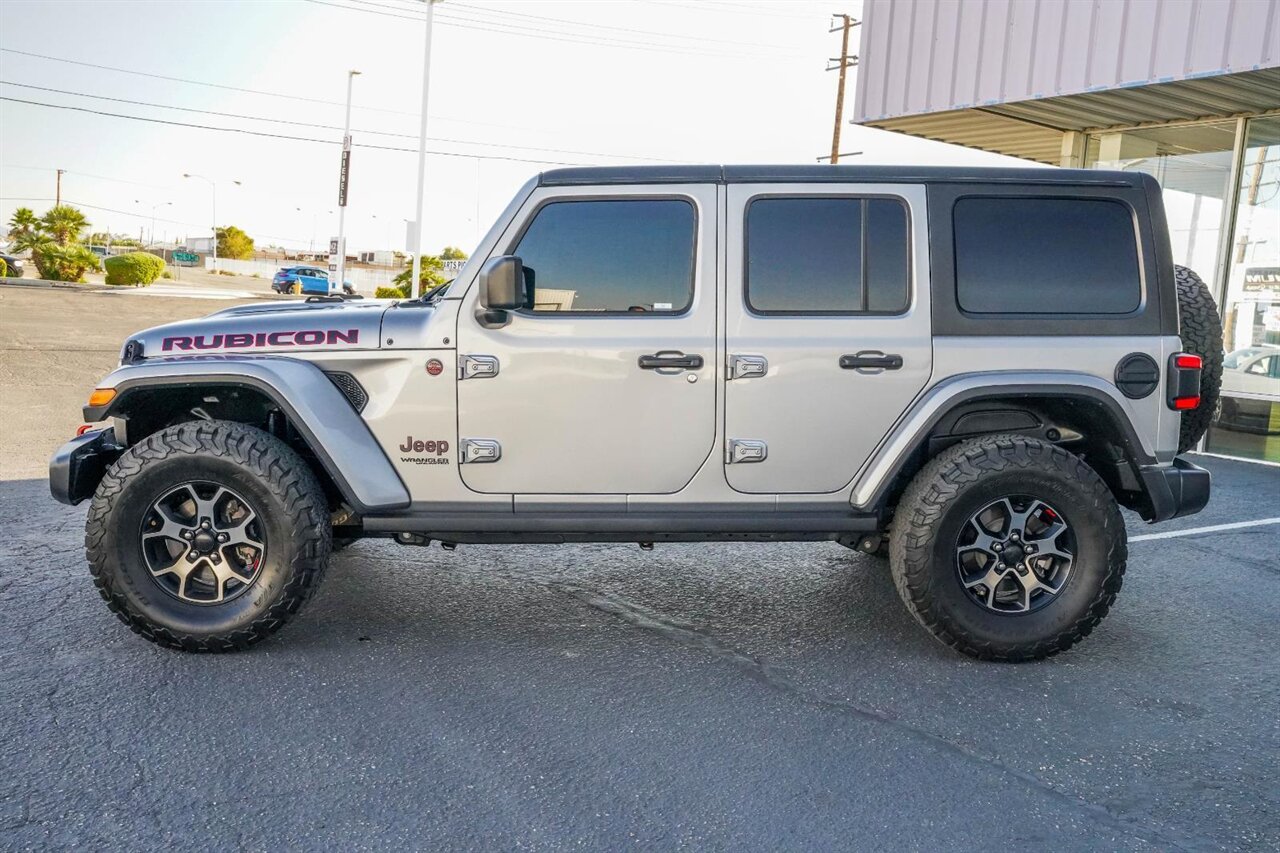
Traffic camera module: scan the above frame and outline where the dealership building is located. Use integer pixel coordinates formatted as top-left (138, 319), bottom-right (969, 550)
top-left (854, 0), bottom-right (1279, 463)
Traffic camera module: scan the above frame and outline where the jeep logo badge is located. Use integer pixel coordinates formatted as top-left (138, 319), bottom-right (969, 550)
top-left (425, 359), bottom-right (443, 376)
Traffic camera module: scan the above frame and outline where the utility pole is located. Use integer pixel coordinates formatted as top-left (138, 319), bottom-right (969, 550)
top-left (56, 168), bottom-right (65, 206)
top-left (335, 70), bottom-right (361, 295)
top-left (826, 14), bottom-right (860, 165)
top-left (411, 0), bottom-right (442, 299)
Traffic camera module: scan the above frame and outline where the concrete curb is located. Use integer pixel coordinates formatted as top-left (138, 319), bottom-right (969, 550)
top-left (0, 276), bottom-right (87, 290)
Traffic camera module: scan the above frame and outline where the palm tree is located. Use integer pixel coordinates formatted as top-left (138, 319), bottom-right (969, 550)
top-left (41, 205), bottom-right (89, 246)
top-left (32, 243), bottom-right (100, 282)
top-left (7, 207), bottom-right (38, 241)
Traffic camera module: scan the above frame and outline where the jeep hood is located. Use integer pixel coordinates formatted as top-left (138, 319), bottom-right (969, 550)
top-left (122, 298), bottom-right (399, 361)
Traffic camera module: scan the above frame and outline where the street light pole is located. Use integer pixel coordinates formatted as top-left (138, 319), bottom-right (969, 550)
top-left (410, 0), bottom-right (441, 299)
top-left (142, 201), bottom-right (172, 247)
top-left (183, 174), bottom-right (239, 272)
top-left (335, 70), bottom-right (361, 295)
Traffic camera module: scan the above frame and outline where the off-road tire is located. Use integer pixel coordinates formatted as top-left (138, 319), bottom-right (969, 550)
top-left (1174, 265), bottom-right (1223, 453)
top-left (889, 434), bottom-right (1126, 662)
top-left (85, 420), bottom-right (332, 651)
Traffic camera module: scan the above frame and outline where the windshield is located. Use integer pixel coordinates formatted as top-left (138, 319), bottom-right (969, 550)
top-left (1223, 346), bottom-right (1275, 368)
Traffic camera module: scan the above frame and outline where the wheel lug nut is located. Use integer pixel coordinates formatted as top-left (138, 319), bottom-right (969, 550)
top-left (217, 533), bottom-right (229, 543)
top-left (181, 530), bottom-right (192, 540)
top-left (187, 552), bottom-right (198, 562)
top-left (993, 543), bottom-right (1003, 552)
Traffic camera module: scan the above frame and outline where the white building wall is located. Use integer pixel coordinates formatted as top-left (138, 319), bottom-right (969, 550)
top-left (854, 0), bottom-right (1280, 123)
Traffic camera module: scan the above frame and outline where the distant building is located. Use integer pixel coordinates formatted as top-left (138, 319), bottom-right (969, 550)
top-left (358, 250), bottom-right (397, 265)
top-left (853, 0), bottom-right (1280, 463)
top-left (184, 236), bottom-right (215, 254)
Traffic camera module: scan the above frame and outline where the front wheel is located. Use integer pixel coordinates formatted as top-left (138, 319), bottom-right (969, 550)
top-left (85, 421), bottom-right (332, 651)
top-left (889, 435), bottom-right (1126, 662)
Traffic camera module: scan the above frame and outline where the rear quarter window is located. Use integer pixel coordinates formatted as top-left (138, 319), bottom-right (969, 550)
top-left (953, 197), bottom-right (1142, 315)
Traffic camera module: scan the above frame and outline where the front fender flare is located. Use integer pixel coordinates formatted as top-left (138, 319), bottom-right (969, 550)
top-left (85, 356), bottom-right (410, 513)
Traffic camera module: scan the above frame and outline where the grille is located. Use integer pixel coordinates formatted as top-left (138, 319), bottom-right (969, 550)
top-left (326, 371), bottom-right (368, 412)
top-left (1114, 353), bottom-right (1160, 400)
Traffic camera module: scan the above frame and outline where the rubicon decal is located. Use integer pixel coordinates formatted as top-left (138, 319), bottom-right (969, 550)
top-left (161, 329), bottom-right (359, 351)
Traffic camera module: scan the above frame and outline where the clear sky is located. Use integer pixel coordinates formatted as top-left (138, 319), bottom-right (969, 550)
top-left (0, 0), bottom-right (1018, 256)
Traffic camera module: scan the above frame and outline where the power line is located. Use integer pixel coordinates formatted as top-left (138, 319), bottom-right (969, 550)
top-left (446, 0), bottom-right (802, 50)
top-left (0, 47), bottom-right (619, 134)
top-left (0, 96), bottom-right (587, 166)
top-left (299, 0), bottom-right (805, 59)
top-left (0, 47), bottom-right (416, 116)
top-left (1, 164), bottom-right (176, 192)
top-left (0, 80), bottom-right (680, 162)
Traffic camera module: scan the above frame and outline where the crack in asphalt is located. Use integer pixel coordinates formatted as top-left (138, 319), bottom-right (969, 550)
top-left (548, 581), bottom-right (1208, 853)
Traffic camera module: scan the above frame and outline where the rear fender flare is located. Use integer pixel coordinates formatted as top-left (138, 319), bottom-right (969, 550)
top-left (85, 356), bottom-right (410, 513)
top-left (851, 371), bottom-right (1161, 512)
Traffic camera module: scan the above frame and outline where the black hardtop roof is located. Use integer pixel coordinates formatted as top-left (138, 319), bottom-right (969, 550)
top-left (538, 164), bottom-right (1148, 188)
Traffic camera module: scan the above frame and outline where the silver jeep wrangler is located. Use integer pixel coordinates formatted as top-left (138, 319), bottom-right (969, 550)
top-left (50, 166), bottom-right (1222, 660)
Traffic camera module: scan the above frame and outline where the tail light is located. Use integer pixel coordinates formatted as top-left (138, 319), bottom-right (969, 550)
top-left (1168, 352), bottom-right (1202, 411)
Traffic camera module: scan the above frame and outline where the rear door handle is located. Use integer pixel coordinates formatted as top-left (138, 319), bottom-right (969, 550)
top-left (638, 352), bottom-right (704, 370)
top-left (839, 351), bottom-right (903, 371)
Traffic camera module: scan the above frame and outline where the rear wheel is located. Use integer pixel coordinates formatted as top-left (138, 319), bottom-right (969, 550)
top-left (890, 434), bottom-right (1126, 661)
top-left (1174, 265), bottom-right (1223, 453)
top-left (85, 420), bottom-right (332, 651)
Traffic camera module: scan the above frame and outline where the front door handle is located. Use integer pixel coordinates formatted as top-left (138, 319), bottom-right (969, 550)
top-left (638, 352), bottom-right (704, 370)
top-left (839, 351), bottom-right (903, 371)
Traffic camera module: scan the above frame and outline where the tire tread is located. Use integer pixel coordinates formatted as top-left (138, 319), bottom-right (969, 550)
top-left (84, 420), bottom-right (331, 652)
top-left (889, 434), bottom-right (1126, 662)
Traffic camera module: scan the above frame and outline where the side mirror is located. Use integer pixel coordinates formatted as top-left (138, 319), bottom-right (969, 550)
top-left (479, 255), bottom-right (527, 310)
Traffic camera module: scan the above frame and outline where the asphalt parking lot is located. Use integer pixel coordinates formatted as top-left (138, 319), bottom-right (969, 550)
top-left (2, 286), bottom-right (1278, 851)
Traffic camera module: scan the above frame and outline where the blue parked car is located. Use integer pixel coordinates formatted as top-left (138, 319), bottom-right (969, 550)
top-left (272, 265), bottom-right (355, 295)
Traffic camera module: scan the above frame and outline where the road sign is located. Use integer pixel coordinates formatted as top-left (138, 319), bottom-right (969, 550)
top-left (173, 251), bottom-right (199, 266)
top-left (338, 149), bottom-right (351, 207)
top-left (328, 236), bottom-right (344, 276)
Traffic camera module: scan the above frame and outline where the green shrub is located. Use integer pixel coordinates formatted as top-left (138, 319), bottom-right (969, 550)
top-left (161, 270), bottom-right (173, 279)
top-left (217, 269), bottom-right (236, 276)
top-left (104, 252), bottom-right (166, 286)
top-left (0, 258), bottom-right (7, 278)
top-left (375, 285), bottom-right (409, 299)
top-left (34, 244), bottom-right (101, 282)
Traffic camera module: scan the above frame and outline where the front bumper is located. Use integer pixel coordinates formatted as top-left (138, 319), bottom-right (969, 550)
top-left (1139, 457), bottom-right (1211, 523)
top-left (49, 428), bottom-right (123, 506)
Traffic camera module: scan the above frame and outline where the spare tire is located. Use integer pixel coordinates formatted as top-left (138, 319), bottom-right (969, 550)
top-left (1174, 265), bottom-right (1224, 454)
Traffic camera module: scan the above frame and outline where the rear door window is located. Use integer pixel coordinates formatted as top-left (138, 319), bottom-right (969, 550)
top-left (953, 197), bottom-right (1142, 314)
top-left (745, 197), bottom-right (910, 314)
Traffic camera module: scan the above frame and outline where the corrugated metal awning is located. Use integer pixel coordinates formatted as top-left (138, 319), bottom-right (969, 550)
top-left (859, 68), bottom-right (1280, 166)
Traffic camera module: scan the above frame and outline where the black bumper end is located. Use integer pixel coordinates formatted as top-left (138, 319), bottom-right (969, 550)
top-left (1139, 457), bottom-right (1211, 523)
top-left (49, 429), bottom-right (123, 506)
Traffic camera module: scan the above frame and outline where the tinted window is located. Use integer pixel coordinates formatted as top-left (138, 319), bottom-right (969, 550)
top-left (514, 199), bottom-right (695, 313)
top-left (954, 197), bottom-right (1141, 314)
top-left (746, 197), bottom-right (909, 314)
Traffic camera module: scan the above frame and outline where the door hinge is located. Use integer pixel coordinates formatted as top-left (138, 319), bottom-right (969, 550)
top-left (726, 438), bottom-right (768, 464)
top-left (459, 354), bottom-right (500, 380)
top-left (726, 354), bottom-right (768, 380)
top-left (460, 438), bottom-right (502, 463)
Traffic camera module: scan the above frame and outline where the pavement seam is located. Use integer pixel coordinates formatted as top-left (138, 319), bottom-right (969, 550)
top-left (549, 580), bottom-right (1209, 853)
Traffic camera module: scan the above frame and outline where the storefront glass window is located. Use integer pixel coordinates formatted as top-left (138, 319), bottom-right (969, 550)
top-left (1085, 122), bottom-right (1236, 287)
top-left (1205, 117), bottom-right (1280, 463)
